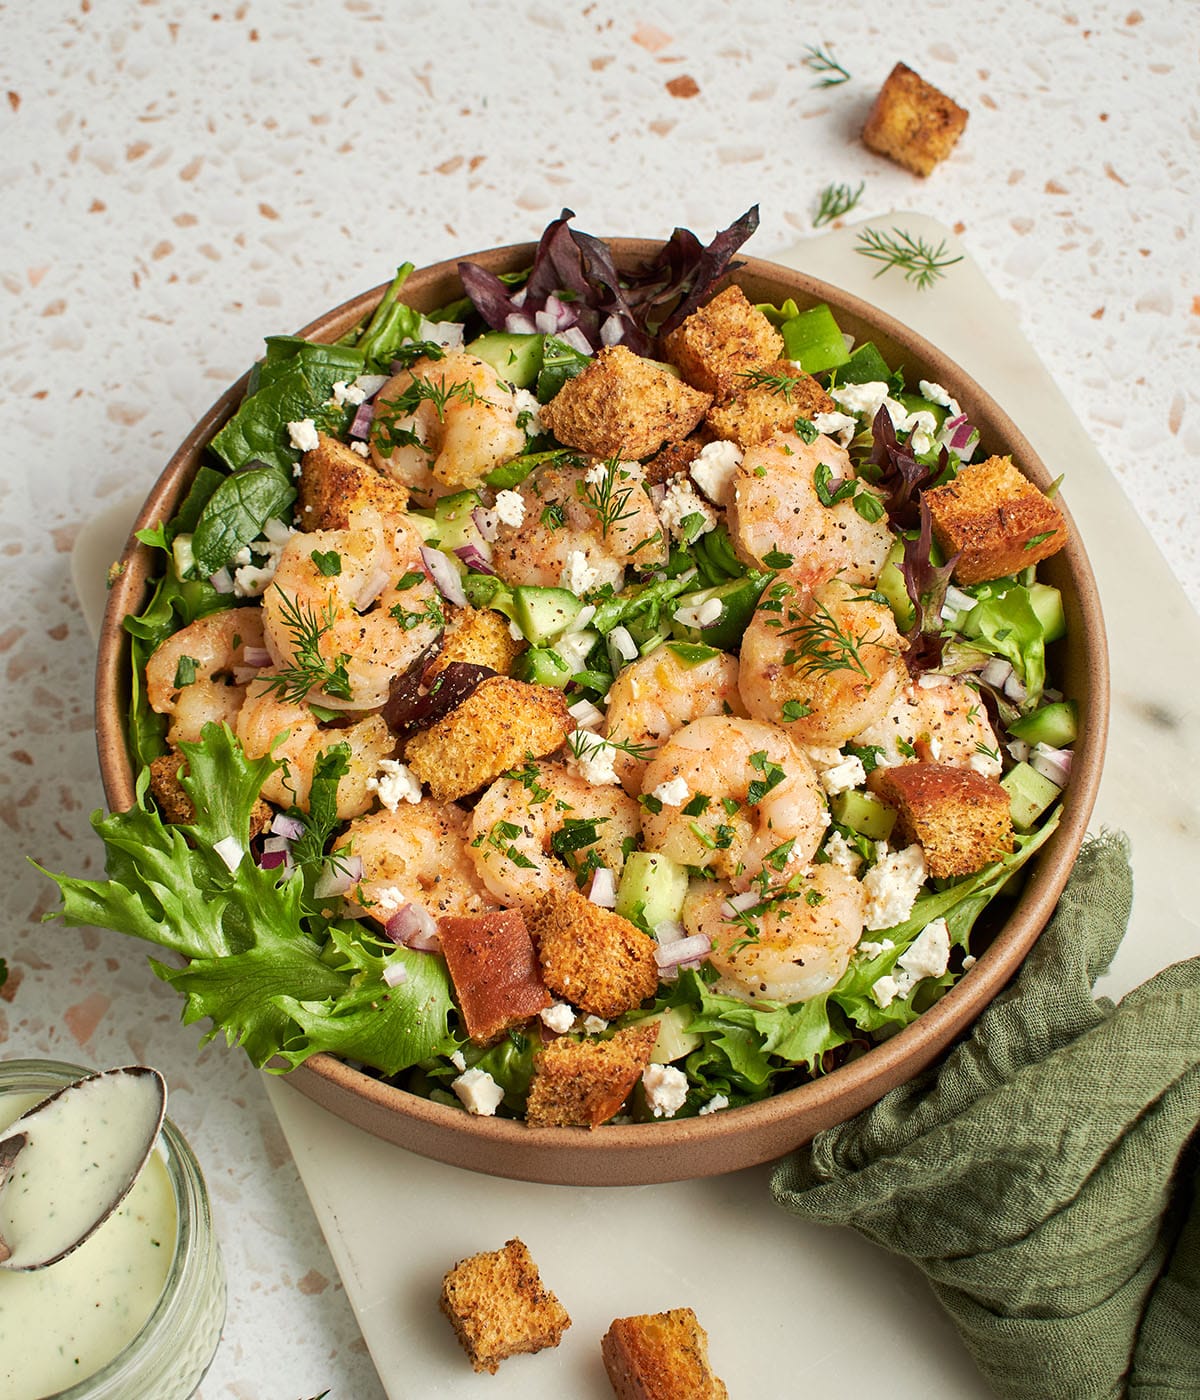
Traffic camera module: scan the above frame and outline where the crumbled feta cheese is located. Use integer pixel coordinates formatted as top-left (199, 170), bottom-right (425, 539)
top-left (658, 475), bottom-right (716, 540)
top-left (824, 830), bottom-right (864, 877)
top-left (492, 489), bottom-right (526, 528)
top-left (540, 1002), bottom-right (576, 1034)
top-left (819, 755), bottom-right (866, 797)
top-left (372, 886), bottom-right (408, 918)
top-left (508, 619), bottom-right (526, 642)
top-left (651, 776), bottom-right (691, 807)
top-left (862, 844), bottom-right (927, 930)
top-left (349, 439), bottom-right (370, 457)
top-left (857, 937), bottom-right (895, 959)
top-left (553, 628), bottom-right (599, 673)
top-left (803, 745), bottom-right (845, 771)
top-left (450, 1050), bottom-right (467, 1072)
top-left (561, 549), bottom-right (600, 596)
top-left (688, 439), bottom-right (742, 506)
top-left (673, 597), bottom-right (723, 629)
top-left (367, 759), bottom-right (423, 811)
top-left (582, 1015), bottom-right (609, 1035)
top-left (231, 519), bottom-right (295, 598)
top-left (566, 730), bottom-right (621, 786)
top-left (642, 1064), bottom-right (689, 1119)
top-left (829, 383), bottom-right (938, 454)
top-left (331, 379), bottom-right (367, 407)
top-left (962, 954), bottom-right (977, 971)
top-left (918, 379), bottom-right (959, 413)
top-left (898, 917), bottom-right (951, 983)
top-left (232, 562), bottom-right (278, 597)
top-left (871, 974), bottom-right (904, 1009)
top-left (698, 1093), bottom-right (729, 1116)
top-left (829, 380), bottom-right (891, 422)
top-left (452, 1067), bottom-right (505, 1116)
top-left (512, 388), bottom-right (542, 435)
top-left (353, 373), bottom-right (389, 399)
top-left (567, 697), bottom-right (605, 730)
top-left (812, 410), bottom-right (859, 447)
top-left (287, 418), bottom-right (320, 453)
top-left (413, 316), bottom-right (465, 349)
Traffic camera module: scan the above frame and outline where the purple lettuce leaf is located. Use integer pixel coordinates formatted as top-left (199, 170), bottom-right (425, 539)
top-left (899, 499), bottom-right (960, 677)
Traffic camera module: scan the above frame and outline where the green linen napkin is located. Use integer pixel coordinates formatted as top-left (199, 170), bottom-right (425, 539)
top-left (771, 832), bottom-right (1200, 1399)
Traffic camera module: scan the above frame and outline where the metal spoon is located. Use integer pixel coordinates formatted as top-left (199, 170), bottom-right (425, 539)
top-left (0, 1065), bottom-right (167, 1271)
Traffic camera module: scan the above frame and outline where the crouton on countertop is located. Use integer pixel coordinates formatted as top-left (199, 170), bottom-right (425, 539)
top-left (296, 431), bottom-right (408, 529)
top-left (426, 605), bottom-right (523, 680)
top-left (403, 676), bottom-right (572, 803)
top-left (660, 284), bottom-right (784, 400)
top-left (540, 344), bottom-right (711, 460)
top-left (602, 1307), bottom-right (729, 1400)
top-left (438, 909), bottom-right (551, 1045)
top-left (869, 762), bottom-right (1014, 878)
top-left (527, 887), bottom-right (659, 1019)
top-left (706, 358), bottom-right (836, 449)
top-left (924, 454), bottom-right (1068, 585)
top-left (525, 1021), bottom-right (660, 1128)
top-left (862, 62), bottom-right (968, 177)
top-left (439, 1238), bottom-right (571, 1374)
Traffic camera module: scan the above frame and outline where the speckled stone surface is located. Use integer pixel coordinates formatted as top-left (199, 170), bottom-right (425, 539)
top-left (2, 3), bottom-right (1197, 1397)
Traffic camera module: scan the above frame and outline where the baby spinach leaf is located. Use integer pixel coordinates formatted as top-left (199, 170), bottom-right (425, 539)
top-left (190, 461), bottom-right (296, 577)
top-left (209, 359), bottom-right (315, 474)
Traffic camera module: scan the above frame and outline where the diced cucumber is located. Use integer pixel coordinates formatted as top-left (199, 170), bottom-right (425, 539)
top-left (875, 538), bottom-right (915, 631)
top-left (1002, 761), bottom-right (1061, 832)
top-left (780, 303), bottom-right (851, 374)
top-left (615, 851), bottom-right (689, 932)
top-left (466, 331), bottom-right (544, 388)
top-left (1028, 582), bottom-right (1066, 642)
top-left (644, 1007), bottom-right (703, 1064)
top-left (510, 647), bottom-right (571, 688)
top-left (510, 586), bottom-right (587, 645)
top-left (429, 490), bottom-right (484, 552)
top-left (669, 573), bottom-right (772, 652)
top-left (1008, 700), bottom-right (1077, 749)
top-left (830, 790), bottom-right (897, 842)
top-left (837, 341), bottom-right (892, 386)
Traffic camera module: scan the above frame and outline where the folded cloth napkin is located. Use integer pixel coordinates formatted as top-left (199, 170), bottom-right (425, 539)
top-left (771, 832), bottom-right (1200, 1399)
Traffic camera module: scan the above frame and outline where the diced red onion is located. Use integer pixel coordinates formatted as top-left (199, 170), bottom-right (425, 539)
top-left (609, 625), bottom-right (638, 662)
top-left (271, 813), bottom-right (306, 840)
top-left (534, 309), bottom-right (559, 335)
top-left (382, 962), bottom-right (408, 988)
top-left (209, 567), bottom-right (234, 595)
top-left (472, 506), bottom-right (499, 542)
top-left (349, 399), bottom-right (375, 440)
top-left (261, 835), bottom-right (291, 855)
top-left (599, 314), bottom-right (624, 347)
top-left (1031, 743), bottom-right (1072, 788)
top-left (1003, 672), bottom-right (1028, 703)
top-left (944, 413), bottom-right (977, 453)
top-left (242, 645), bottom-right (271, 667)
top-left (419, 546), bottom-right (468, 607)
top-left (258, 848), bottom-right (292, 873)
top-left (384, 901), bottom-right (440, 951)
top-left (721, 890), bottom-right (760, 917)
top-left (504, 312), bottom-right (538, 335)
top-left (355, 566), bottom-right (392, 612)
top-left (455, 543), bottom-right (495, 574)
top-left (213, 835), bottom-right (243, 873)
top-left (559, 326), bottom-right (594, 356)
top-left (588, 867), bottom-right (617, 908)
top-left (568, 697), bottom-right (604, 729)
top-left (941, 585), bottom-right (975, 620)
top-left (654, 933), bottom-right (711, 970)
top-left (980, 657), bottom-right (1013, 688)
top-left (314, 855), bottom-right (363, 898)
top-left (511, 287), bottom-right (528, 310)
top-left (648, 483), bottom-right (667, 507)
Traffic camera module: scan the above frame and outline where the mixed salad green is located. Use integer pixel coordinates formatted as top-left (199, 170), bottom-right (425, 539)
top-left (45, 209), bottom-right (1075, 1124)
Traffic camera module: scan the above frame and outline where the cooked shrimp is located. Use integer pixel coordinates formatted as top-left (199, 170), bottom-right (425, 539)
top-left (369, 351), bottom-right (527, 504)
top-left (467, 761), bottom-right (641, 906)
top-left (235, 678), bottom-right (394, 819)
top-left (146, 609), bottom-right (266, 746)
top-left (603, 644), bottom-right (747, 796)
top-left (726, 430), bottom-right (892, 584)
top-left (335, 801), bottom-right (496, 923)
top-left (261, 508), bottom-right (442, 711)
top-left (853, 674), bottom-right (1003, 776)
top-left (491, 458), bottom-right (667, 591)
top-left (682, 863), bottom-right (866, 1005)
top-left (638, 716), bottom-right (826, 882)
top-left (738, 573), bottom-right (906, 746)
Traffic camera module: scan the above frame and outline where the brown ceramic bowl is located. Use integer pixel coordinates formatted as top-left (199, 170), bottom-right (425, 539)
top-left (96, 239), bottom-right (1108, 1186)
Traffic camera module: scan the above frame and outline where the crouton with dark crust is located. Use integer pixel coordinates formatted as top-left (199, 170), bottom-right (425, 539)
top-left (862, 62), bottom-right (968, 177)
top-left (439, 1238), bottom-right (571, 1374)
top-left (924, 454), bottom-right (1068, 585)
top-left (527, 888), bottom-right (659, 1019)
top-left (540, 345), bottom-right (711, 460)
top-left (660, 284), bottom-right (784, 400)
top-left (868, 762), bottom-right (1014, 877)
top-left (525, 1022), bottom-right (660, 1128)
top-left (439, 910), bottom-right (550, 1045)
top-left (296, 431), bottom-right (408, 529)
top-left (403, 677), bottom-right (572, 803)
top-left (705, 359), bottom-right (837, 449)
top-left (602, 1307), bottom-right (729, 1400)
top-left (641, 431), bottom-right (712, 486)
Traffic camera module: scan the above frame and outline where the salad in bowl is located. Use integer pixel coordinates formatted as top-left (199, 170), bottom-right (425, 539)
top-left (50, 209), bottom-right (1104, 1181)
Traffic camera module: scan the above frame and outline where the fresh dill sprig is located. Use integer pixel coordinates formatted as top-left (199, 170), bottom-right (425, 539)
top-left (814, 180), bottom-right (865, 228)
top-left (854, 226), bottom-right (964, 291)
top-left (567, 729), bottom-right (657, 764)
top-left (371, 375), bottom-right (487, 455)
top-left (802, 44), bottom-right (851, 87)
top-left (576, 456), bottom-right (640, 539)
top-left (739, 367), bottom-right (806, 402)
top-left (781, 598), bottom-right (890, 681)
top-left (260, 591), bottom-right (352, 703)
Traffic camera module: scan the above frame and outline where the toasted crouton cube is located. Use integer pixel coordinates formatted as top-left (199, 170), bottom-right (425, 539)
top-left (439, 910), bottom-right (551, 1044)
top-left (403, 677), bottom-right (572, 803)
top-left (527, 888), bottom-right (659, 1019)
top-left (862, 62), bottom-right (968, 177)
top-left (602, 1308), bottom-right (729, 1400)
top-left (924, 454), bottom-right (1067, 585)
top-left (525, 1022), bottom-right (660, 1127)
top-left (868, 763), bottom-right (1013, 877)
top-left (540, 345), bottom-right (711, 460)
top-left (660, 285), bottom-right (784, 400)
top-left (427, 606), bottom-right (523, 680)
top-left (439, 1238), bottom-right (571, 1374)
top-left (296, 432), bottom-right (408, 529)
top-left (705, 359), bottom-right (836, 448)
top-left (150, 751), bottom-right (273, 837)
top-left (642, 431), bottom-right (712, 486)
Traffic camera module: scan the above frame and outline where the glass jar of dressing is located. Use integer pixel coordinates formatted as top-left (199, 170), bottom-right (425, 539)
top-left (0, 1059), bottom-right (226, 1400)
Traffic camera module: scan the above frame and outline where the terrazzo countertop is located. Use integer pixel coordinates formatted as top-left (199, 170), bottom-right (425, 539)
top-left (2, 3), bottom-right (1197, 1397)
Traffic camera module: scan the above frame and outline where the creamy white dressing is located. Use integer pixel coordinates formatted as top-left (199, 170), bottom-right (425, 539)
top-left (0, 1089), bottom-right (177, 1400)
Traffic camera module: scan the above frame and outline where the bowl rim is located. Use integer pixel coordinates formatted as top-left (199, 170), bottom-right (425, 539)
top-left (95, 237), bottom-right (1109, 1184)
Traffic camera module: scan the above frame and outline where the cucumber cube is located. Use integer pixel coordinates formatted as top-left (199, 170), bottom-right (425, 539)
top-left (615, 851), bottom-right (689, 932)
top-left (780, 303), bottom-right (850, 374)
top-left (830, 790), bottom-right (897, 842)
top-left (510, 647), bottom-right (571, 688)
top-left (510, 586), bottom-right (586, 645)
top-left (1008, 701), bottom-right (1078, 749)
top-left (1028, 582), bottom-right (1067, 642)
top-left (645, 1007), bottom-right (703, 1064)
top-left (1002, 761), bottom-right (1061, 832)
top-left (466, 331), bottom-right (544, 388)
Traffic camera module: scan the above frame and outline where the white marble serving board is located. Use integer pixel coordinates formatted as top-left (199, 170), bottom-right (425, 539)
top-left (76, 216), bottom-right (1200, 1399)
